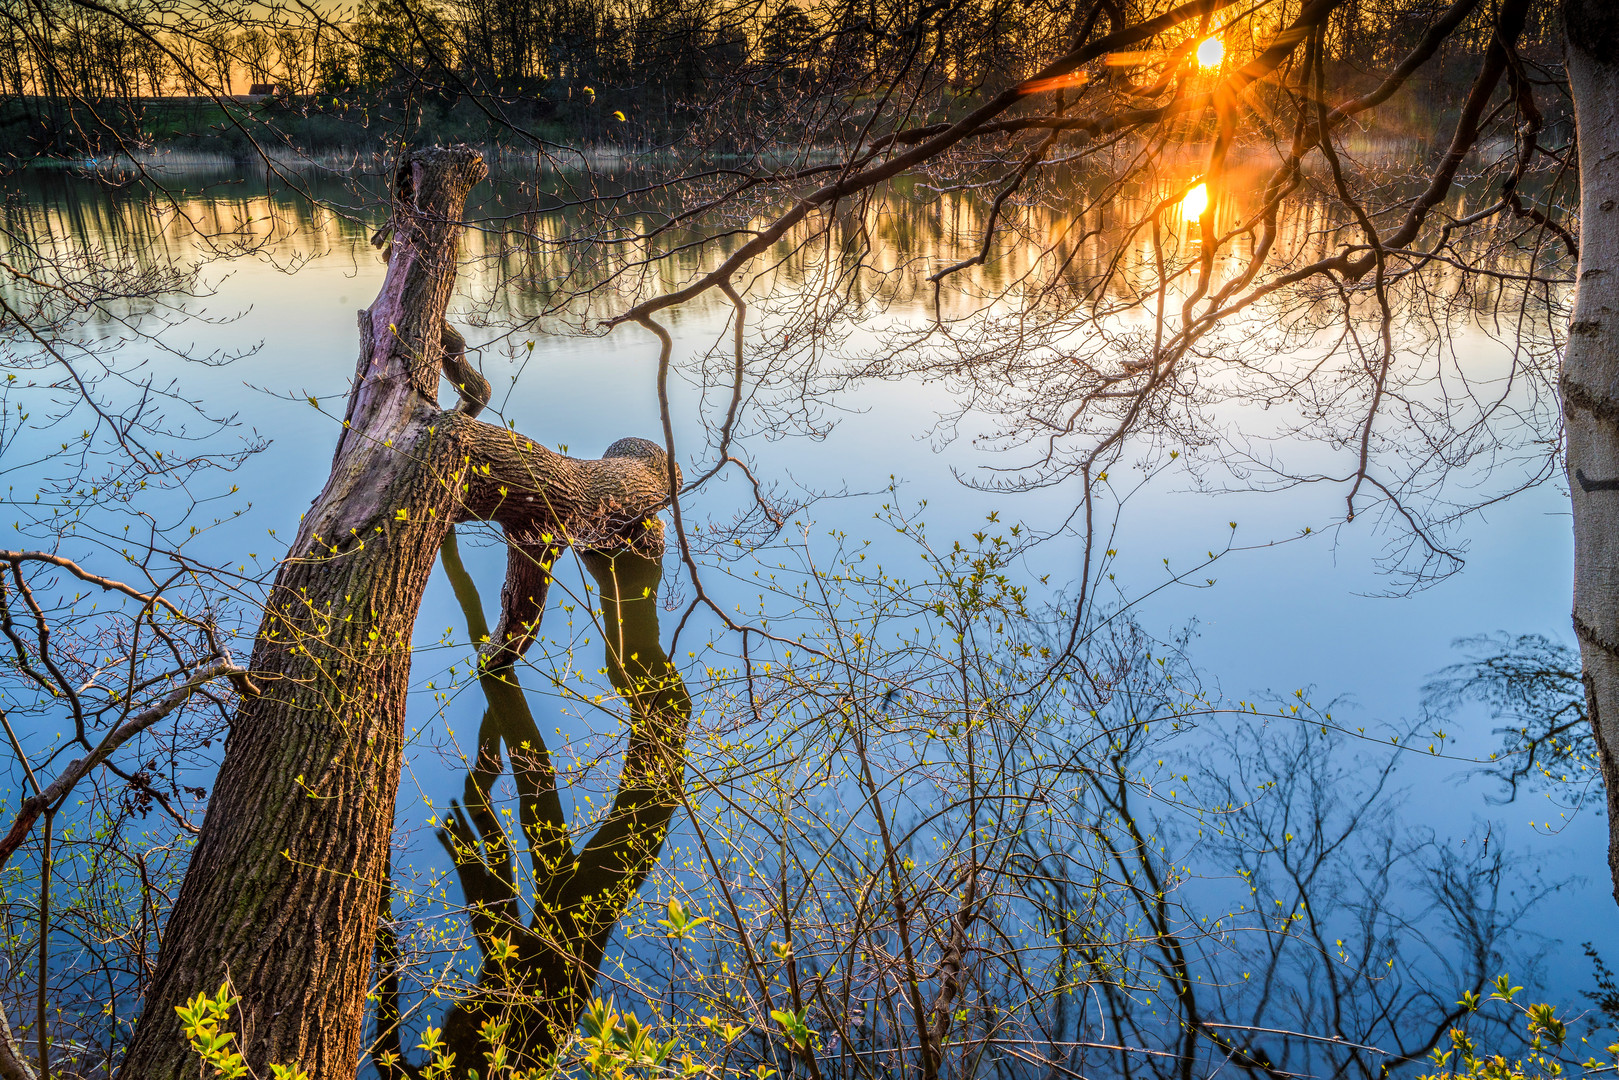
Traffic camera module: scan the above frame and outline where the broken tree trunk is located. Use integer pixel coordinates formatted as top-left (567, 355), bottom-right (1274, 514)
top-left (120, 147), bottom-right (676, 1080)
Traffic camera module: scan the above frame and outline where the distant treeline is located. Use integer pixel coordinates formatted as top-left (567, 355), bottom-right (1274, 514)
top-left (0, 0), bottom-right (1567, 163)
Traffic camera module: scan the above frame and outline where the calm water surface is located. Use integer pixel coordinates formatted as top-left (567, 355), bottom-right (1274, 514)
top-left (3, 160), bottom-right (1607, 1014)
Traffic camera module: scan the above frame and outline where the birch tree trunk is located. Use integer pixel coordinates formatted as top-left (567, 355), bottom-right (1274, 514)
top-left (119, 147), bottom-right (676, 1080)
top-left (1562, 0), bottom-right (1619, 903)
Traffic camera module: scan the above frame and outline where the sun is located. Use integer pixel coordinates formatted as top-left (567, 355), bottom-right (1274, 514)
top-left (1196, 36), bottom-right (1225, 68)
top-left (1181, 182), bottom-right (1209, 223)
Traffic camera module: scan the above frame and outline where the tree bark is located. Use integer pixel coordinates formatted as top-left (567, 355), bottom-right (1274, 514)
top-left (1562, 0), bottom-right (1619, 905)
top-left (119, 147), bottom-right (676, 1080)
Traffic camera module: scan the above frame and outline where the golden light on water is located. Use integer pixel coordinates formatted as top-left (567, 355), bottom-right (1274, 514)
top-left (1181, 182), bottom-right (1209, 223)
top-left (1196, 36), bottom-right (1225, 68)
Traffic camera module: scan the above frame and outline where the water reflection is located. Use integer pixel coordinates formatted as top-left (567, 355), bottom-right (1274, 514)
top-left (0, 155), bottom-right (1590, 1075)
top-left (378, 529), bottom-right (689, 1076)
top-left (4, 152), bottom-right (1537, 328)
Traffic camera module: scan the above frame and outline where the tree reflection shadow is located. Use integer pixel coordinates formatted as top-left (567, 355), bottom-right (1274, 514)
top-left (375, 527), bottom-right (689, 1078)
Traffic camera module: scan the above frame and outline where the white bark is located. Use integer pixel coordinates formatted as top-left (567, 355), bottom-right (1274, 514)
top-left (1562, 7), bottom-right (1619, 901)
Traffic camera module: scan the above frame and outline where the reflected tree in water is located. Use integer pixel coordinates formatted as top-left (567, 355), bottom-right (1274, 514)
top-left (373, 528), bottom-right (689, 1077)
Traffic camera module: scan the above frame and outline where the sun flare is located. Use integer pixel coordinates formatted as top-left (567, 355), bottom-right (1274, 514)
top-left (1181, 182), bottom-right (1209, 222)
top-left (1196, 36), bottom-right (1225, 68)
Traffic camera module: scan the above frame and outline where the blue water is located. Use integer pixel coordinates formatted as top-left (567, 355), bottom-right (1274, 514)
top-left (3, 162), bottom-right (1609, 1062)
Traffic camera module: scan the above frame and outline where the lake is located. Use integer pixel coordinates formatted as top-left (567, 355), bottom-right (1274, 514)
top-left (1, 154), bottom-right (1607, 1072)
